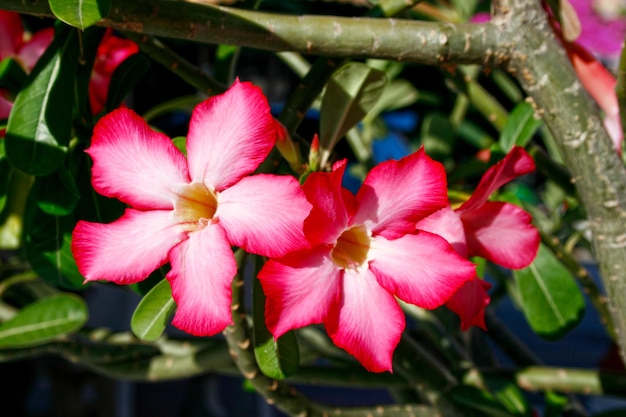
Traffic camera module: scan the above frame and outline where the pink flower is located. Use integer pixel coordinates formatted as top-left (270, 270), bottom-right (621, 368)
top-left (89, 29), bottom-right (139, 115)
top-left (568, 0), bottom-right (626, 60)
top-left (416, 146), bottom-right (540, 330)
top-left (71, 80), bottom-right (312, 336)
top-left (258, 150), bottom-right (476, 372)
top-left (0, 10), bottom-right (53, 120)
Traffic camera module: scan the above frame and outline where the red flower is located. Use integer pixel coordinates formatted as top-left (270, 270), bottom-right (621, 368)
top-left (416, 147), bottom-right (540, 330)
top-left (259, 150), bottom-right (475, 372)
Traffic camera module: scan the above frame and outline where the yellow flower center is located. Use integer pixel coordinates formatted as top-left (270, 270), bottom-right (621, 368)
top-left (173, 182), bottom-right (218, 232)
top-left (331, 225), bottom-right (370, 269)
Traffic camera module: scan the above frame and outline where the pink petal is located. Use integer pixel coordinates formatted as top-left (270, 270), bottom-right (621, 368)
top-left (353, 148), bottom-right (448, 239)
top-left (71, 209), bottom-right (185, 284)
top-left (217, 174), bottom-right (311, 257)
top-left (445, 276), bottom-right (492, 331)
top-left (369, 231), bottom-right (475, 309)
top-left (415, 206), bottom-right (468, 257)
top-left (258, 246), bottom-right (340, 338)
top-left (88, 108), bottom-right (190, 210)
top-left (0, 11), bottom-right (23, 60)
top-left (458, 146), bottom-right (535, 213)
top-left (167, 223), bottom-right (236, 336)
top-left (17, 27), bottom-right (53, 71)
top-left (302, 160), bottom-right (350, 246)
top-left (0, 92), bottom-right (12, 120)
top-left (461, 201), bottom-right (540, 269)
top-left (326, 267), bottom-right (405, 373)
top-left (186, 80), bottom-right (276, 191)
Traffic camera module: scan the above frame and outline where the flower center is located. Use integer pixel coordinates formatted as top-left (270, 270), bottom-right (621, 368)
top-left (331, 225), bottom-right (370, 269)
top-left (173, 182), bottom-right (218, 232)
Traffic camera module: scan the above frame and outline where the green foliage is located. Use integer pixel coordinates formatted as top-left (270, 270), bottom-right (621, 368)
top-left (0, 293), bottom-right (87, 348)
top-left (48, 0), bottom-right (112, 30)
top-left (319, 62), bottom-right (387, 165)
top-left (499, 101), bottom-right (543, 152)
top-left (514, 244), bottom-right (585, 340)
top-left (0, 57), bottom-right (27, 92)
top-left (105, 53), bottom-right (151, 113)
top-left (4, 25), bottom-right (78, 176)
top-left (131, 278), bottom-right (176, 342)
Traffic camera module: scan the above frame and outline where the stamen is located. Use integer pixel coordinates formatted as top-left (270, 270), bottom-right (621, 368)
top-left (331, 225), bottom-right (370, 269)
top-left (173, 182), bottom-right (218, 231)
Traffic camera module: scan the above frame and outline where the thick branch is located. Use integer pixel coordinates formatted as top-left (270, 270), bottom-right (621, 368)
top-left (2, 0), bottom-right (499, 65)
top-left (501, 0), bottom-right (626, 363)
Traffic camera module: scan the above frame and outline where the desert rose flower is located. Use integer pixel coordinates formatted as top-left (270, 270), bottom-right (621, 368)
top-left (89, 29), bottom-right (139, 114)
top-left (71, 80), bottom-right (312, 336)
top-left (258, 150), bottom-right (476, 372)
top-left (416, 146), bottom-right (540, 330)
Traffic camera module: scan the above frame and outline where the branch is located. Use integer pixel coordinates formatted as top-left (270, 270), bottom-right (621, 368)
top-left (501, 0), bottom-right (626, 365)
top-left (2, 0), bottom-right (499, 66)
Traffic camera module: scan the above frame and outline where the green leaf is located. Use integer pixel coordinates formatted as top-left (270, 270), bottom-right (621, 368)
top-left (23, 200), bottom-right (85, 290)
top-left (319, 62), bottom-right (387, 164)
top-left (420, 112), bottom-right (456, 161)
top-left (34, 165), bottom-right (80, 216)
top-left (48, 0), bottom-right (112, 30)
top-left (544, 391), bottom-right (568, 417)
top-left (499, 101), bottom-right (542, 152)
top-left (514, 244), bottom-right (585, 340)
top-left (5, 25), bottom-right (78, 176)
top-left (0, 57), bottom-right (28, 92)
top-left (0, 293), bottom-right (87, 348)
top-left (0, 144), bottom-right (11, 213)
top-left (253, 274), bottom-right (299, 380)
top-left (484, 376), bottom-right (532, 417)
top-left (131, 278), bottom-right (176, 342)
top-left (105, 53), bottom-right (151, 113)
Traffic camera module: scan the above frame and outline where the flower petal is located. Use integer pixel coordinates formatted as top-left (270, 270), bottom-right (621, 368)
top-left (369, 231), bottom-right (475, 309)
top-left (186, 80), bottom-right (275, 191)
top-left (217, 174), bottom-right (311, 258)
top-left (326, 267), bottom-right (404, 373)
top-left (17, 27), bottom-right (54, 71)
top-left (167, 223), bottom-right (236, 336)
top-left (0, 91), bottom-right (12, 120)
top-left (88, 108), bottom-right (190, 210)
top-left (415, 206), bottom-right (468, 257)
top-left (258, 246), bottom-right (340, 338)
top-left (459, 146), bottom-right (535, 213)
top-left (353, 148), bottom-right (448, 239)
top-left (445, 276), bottom-right (491, 331)
top-left (461, 201), bottom-right (540, 269)
top-left (71, 209), bottom-right (185, 284)
top-left (302, 160), bottom-right (350, 246)
top-left (0, 11), bottom-right (23, 60)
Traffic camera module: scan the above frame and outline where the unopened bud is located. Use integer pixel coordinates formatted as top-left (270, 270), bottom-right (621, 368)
top-left (273, 119), bottom-right (303, 173)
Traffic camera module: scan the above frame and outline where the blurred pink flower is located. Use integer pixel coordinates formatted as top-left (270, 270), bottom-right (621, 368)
top-left (416, 147), bottom-right (539, 330)
top-left (569, 0), bottom-right (626, 60)
top-left (259, 150), bottom-right (476, 372)
top-left (72, 80), bottom-right (312, 336)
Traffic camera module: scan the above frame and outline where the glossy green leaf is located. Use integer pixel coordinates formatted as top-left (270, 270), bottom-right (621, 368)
top-left (319, 62), bottom-right (387, 164)
top-left (5, 26), bottom-right (78, 176)
top-left (253, 275), bottom-right (299, 380)
top-left (484, 376), bottom-right (532, 417)
top-left (514, 244), bottom-right (585, 340)
top-left (105, 53), bottom-right (151, 113)
top-left (0, 57), bottom-right (27, 92)
top-left (0, 293), bottom-right (87, 348)
top-left (544, 391), bottom-right (568, 417)
top-left (131, 278), bottom-right (176, 342)
top-left (23, 200), bottom-right (85, 290)
top-left (48, 0), bottom-right (112, 30)
top-left (499, 101), bottom-right (542, 152)
top-left (34, 165), bottom-right (80, 216)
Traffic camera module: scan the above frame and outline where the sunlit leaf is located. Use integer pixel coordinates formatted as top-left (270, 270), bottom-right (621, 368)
top-left (0, 293), bottom-right (87, 348)
top-left (5, 25), bottom-right (78, 176)
top-left (48, 0), bottom-right (112, 30)
top-left (320, 62), bottom-right (387, 165)
top-left (131, 278), bottom-right (176, 342)
top-left (499, 101), bottom-right (542, 152)
top-left (514, 244), bottom-right (585, 340)
top-left (253, 275), bottom-right (299, 380)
